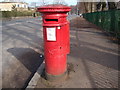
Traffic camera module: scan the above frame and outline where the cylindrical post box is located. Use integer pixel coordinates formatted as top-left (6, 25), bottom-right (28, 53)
top-left (37, 5), bottom-right (71, 81)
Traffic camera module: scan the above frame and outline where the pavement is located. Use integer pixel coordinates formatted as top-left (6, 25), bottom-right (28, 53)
top-left (2, 15), bottom-right (78, 88)
top-left (30, 17), bottom-right (119, 88)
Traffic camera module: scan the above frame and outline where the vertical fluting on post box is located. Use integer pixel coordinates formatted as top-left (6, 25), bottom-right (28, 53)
top-left (37, 5), bottom-right (71, 81)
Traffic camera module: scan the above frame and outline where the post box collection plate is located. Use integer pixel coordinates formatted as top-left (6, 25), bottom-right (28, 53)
top-left (46, 27), bottom-right (56, 41)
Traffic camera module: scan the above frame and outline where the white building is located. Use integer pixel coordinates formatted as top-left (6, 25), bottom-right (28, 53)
top-left (0, 2), bottom-right (28, 11)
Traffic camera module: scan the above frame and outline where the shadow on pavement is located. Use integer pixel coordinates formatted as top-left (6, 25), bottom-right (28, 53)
top-left (6, 48), bottom-right (44, 88)
top-left (71, 41), bottom-right (119, 70)
top-left (70, 45), bottom-right (118, 88)
top-left (69, 17), bottom-right (119, 88)
top-left (70, 17), bottom-right (120, 45)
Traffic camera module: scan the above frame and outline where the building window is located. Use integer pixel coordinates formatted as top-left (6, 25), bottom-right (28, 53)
top-left (17, 4), bottom-right (19, 7)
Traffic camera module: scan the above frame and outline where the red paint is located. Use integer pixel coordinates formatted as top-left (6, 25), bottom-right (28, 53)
top-left (37, 5), bottom-right (71, 75)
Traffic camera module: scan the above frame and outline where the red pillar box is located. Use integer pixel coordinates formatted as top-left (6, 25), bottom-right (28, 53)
top-left (37, 5), bottom-right (71, 81)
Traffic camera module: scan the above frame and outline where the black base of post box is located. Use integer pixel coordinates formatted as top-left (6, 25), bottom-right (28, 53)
top-left (45, 71), bottom-right (68, 82)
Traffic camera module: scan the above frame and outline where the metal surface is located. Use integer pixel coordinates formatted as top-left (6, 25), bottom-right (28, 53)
top-left (37, 5), bottom-right (71, 13)
top-left (37, 5), bottom-right (71, 77)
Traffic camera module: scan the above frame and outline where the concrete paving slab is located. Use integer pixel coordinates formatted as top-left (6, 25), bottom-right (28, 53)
top-left (34, 17), bottom-right (119, 88)
top-left (26, 61), bottom-right (45, 89)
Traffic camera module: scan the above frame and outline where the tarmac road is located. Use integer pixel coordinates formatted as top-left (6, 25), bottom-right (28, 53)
top-left (2, 17), bottom-right (44, 88)
top-left (2, 15), bottom-right (78, 88)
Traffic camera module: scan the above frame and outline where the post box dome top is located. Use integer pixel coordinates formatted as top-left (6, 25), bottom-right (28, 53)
top-left (37, 4), bottom-right (71, 13)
